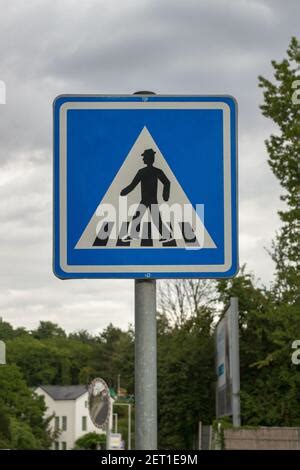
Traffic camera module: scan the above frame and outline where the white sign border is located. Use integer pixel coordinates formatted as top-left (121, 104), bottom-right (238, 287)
top-left (58, 100), bottom-right (233, 274)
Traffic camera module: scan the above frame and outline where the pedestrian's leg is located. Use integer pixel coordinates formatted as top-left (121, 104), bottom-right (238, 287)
top-left (150, 204), bottom-right (171, 240)
top-left (128, 203), bottom-right (147, 238)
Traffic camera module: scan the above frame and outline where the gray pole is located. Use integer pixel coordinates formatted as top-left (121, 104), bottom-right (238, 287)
top-left (117, 374), bottom-right (121, 395)
top-left (106, 421), bottom-right (111, 450)
top-left (113, 413), bottom-right (118, 433)
top-left (198, 421), bottom-right (202, 450)
top-left (114, 403), bottom-right (132, 450)
top-left (135, 279), bottom-right (157, 449)
top-left (230, 297), bottom-right (241, 426)
top-left (128, 403), bottom-right (132, 450)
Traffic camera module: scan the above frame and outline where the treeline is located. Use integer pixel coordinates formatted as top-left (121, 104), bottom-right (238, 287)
top-left (0, 265), bottom-right (299, 449)
top-left (0, 320), bottom-right (136, 449)
top-left (0, 320), bottom-right (134, 390)
top-left (0, 300), bottom-right (215, 449)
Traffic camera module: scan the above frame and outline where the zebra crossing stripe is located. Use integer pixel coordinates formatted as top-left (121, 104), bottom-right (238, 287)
top-left (93, 221), bottom-right (200, 248)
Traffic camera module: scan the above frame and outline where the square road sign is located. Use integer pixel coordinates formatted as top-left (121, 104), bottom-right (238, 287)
top-left (53, 94), bottom-right (238, 279)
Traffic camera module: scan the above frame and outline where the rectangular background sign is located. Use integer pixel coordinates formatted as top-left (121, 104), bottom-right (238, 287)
top-left (53, 94), bottom-right (238, 279)
top-left (215, 315), bottom-right (232, 417)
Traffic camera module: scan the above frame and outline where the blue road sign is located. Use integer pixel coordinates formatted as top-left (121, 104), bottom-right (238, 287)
top-left (53, 95), bottom-right (238, 279)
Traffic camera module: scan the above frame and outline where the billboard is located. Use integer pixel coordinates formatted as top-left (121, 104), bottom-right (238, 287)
top-left (215, 297), bottom-right (240, 424)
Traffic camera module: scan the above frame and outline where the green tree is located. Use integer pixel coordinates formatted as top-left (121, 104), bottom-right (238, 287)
top-left (33, 321), bottom-right (66, 340)
top-left (74, 432), bottom-right (106, 450)
top-left (69, 329), bottom-right (97, 344)
top-left (7, 336), bottom-right (69, 385)
top-left (6, 333), bottom-right (94, 386)
top-left (92, 324), bottom-right (134, 393)
top-left (258, 36), bottom-right (300, 303)
top-left (217, 268), bottom-right (300, 426)
top-left (0, 364), bottom-right (53, 449)
top-left (0, 320), bottom-right (15, 341)
top-left (157, 310), bottom-right (215, 449)
top-left (157, 281), bottom-right (216, 449)
top-left (0, 402), bottom-right (11, 449)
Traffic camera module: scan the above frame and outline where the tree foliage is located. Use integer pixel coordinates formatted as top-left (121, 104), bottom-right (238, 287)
top-left (258, 36), bottom-right (300, 303)
top-left (74, 432), bottom-right (106, 450)
top-left (218, 268), bottom-right (300, 427)
top-left (0, 364), bottom-right (53, 449)
top-left (157, 280), bottom-right (216, 448)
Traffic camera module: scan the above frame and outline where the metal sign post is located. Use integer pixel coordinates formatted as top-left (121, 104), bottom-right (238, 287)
top-left (135, 279), bottom-right (157, 449)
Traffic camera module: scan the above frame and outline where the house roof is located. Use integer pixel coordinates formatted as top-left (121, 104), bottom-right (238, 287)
top-left (39, 385), bottom-right (87, 400)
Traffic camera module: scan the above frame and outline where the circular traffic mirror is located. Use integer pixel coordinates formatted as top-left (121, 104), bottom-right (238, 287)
top-left (88, 378), bottom-right (111, 429)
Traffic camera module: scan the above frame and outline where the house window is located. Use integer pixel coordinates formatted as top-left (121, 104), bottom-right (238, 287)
top-left (54, 416), bottom-right (59, 431)
top-left (62, 442), bottom-right (67, 450)
top-left (54, 441), bottom-right (59, 450)
top-left (82, 416), bottom-right (87, 431)
top-left (62, 416), bottom-right (67, 431)
top-left (85, 400), bottom-right (88, 408)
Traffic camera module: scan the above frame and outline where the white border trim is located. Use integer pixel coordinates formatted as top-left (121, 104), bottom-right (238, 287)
top-left (59, 101), bottom-right (232, 273)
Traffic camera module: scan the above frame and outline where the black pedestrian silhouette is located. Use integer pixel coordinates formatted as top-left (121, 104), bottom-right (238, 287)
top-left (120, 148), bottom-right (172, 242)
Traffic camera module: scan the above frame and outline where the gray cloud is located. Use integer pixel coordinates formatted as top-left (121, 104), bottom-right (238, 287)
top-left (0, 0), bottom-right (298, 332)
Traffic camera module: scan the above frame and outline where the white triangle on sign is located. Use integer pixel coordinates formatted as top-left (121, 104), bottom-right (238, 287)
top-left (75, 127), bottom-right (216, 249)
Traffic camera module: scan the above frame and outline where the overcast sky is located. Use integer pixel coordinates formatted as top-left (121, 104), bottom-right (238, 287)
top-left (0, 0), bottom-right (298, 334)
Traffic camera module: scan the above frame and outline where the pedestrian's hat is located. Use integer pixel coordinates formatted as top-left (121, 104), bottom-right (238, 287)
top-left (141, 148), bottom-right (156, 157)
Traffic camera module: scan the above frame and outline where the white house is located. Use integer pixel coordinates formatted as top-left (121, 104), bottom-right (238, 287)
top-left (35, 385), bottom-right (111, 450)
